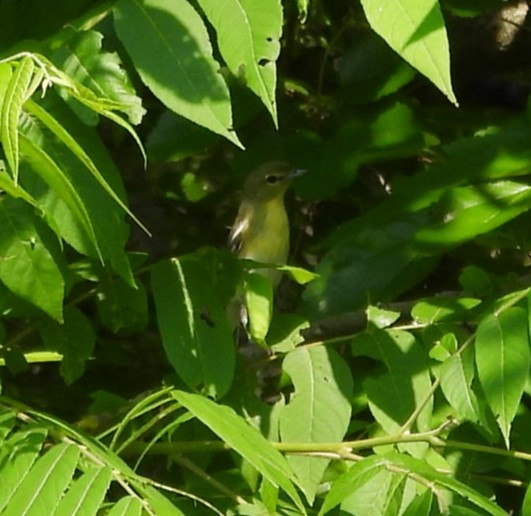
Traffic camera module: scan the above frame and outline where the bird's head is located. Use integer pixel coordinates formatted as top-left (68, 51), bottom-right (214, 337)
top-left (242, 162), bottom-right (306, 202)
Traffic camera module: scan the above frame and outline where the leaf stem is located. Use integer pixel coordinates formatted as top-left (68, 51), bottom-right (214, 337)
top-left (398, 377), bottom-right (441, 434)
top-left (173, 455), bottom-right (248, 506)
top-left (121, 420), bottom-right (531, 467)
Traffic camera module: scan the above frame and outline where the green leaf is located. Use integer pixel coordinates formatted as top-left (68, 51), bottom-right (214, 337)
top-left (360, 0), bottom-right (456, 104)
top-left (3, 442), bottom-right (80, 516)
top-left (53, 466), bottom-right (112, 516)
top-left (429, 333), bottom-right (458, 362)
top-left (440, 346), bottom-right (485, 425)
top-left (172, 390), bottom-right (305, 513)
top-left (353, 329), bottom-right (432, 456)
top-left (522, 480), bottom-right (531, 516)
top-left (107, 496), bottom-right (143, 516)
top-left (0, 409), bottom-right (16, 444)
top-left (402, 489), bottom-right (435, 515)
top-left (151, 252), bottom-right (237, 399)
top-left (1, 56), bottom-right (34, 182)
top-left (277, 264), bottom-right (319, 285)
top-left (366, 305), bottom-right (401, 329)
top-left (0, 165), bottom-right (40, 208)
top-left (19, 95), bottom-right (134, 285)
top-left (339, 32), bottom-right (415, 103)
top-left (279, 346), bottom-right (353, 503)
top-left (24, 98), bottom-right (149, 239)
top-left (298, 102), bottom-right (422, 202)
top-left (269, 314), bottom-right (308, 353)
top-left (296, 0), bottom-right (309, 22)
top-left (146, 110), bottom-right (220, 162)
top-left (113, 0), bottom-right (243, 147)
top-left (53, 29), bottom-right (145, 125)
top-left (411, 297), bottom-right (481, 324)
top-left (319, 452), bottom-right (505, 516)
top-left (0, 351), bottom-right (61, 370)
top-left (18, 132), bottom-right (101, 260)
top-left (0, 62), bottom-right (13, 121)
top-left (196, 0), bottom-right (282, 125)
top-left (0, 398), bottom-right (182, 516)
top-left (0, 425), bottom-right (48, 512)
top-left (0, 197), bottom-right (64, 320)
top-left (96, 275), bottom-right (148, 332)
top-left (39, 306), bottom-right (95, 384)
top-left (259, 479), bottom-right (279, 514)
top-left (340, 468), bottom-right (406, 516)
top-left (305, 178), bottom-right (531, 317)
top-left (304, 211), bottom-right (436, 316)
top-left (414, 181), bottom-right (531, 250)
top-left (459, 266), bottom-right (494, 297)
top-left (319, 455), bottom-right (392, 516)
top-left (475, 307), bottom-right (530, 447)
top-left (316, 125), bottom-right (531, 244)
top-left (360, 102), bottom-right (423, 162)
top-left (15, 52), bottom-right (145, 161)
top-left (244, 271), bottom-right (273, 344)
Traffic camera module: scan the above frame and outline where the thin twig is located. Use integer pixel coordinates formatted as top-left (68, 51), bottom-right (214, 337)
top-left (173, 455), bottom-right (248, 506)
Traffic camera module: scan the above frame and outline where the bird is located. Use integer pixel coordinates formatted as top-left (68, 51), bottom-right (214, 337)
top-left (226, 161), bottom-right (305, 348)
top-left (228, 161), bottom-right (306, 286)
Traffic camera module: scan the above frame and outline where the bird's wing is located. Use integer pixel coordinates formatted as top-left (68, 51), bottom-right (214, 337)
top-left (228, 214), bottom-right (248, 254)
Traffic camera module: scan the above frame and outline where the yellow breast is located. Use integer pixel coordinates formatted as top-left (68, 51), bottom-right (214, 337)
top-left (238, 198), bottom-right (289, 284)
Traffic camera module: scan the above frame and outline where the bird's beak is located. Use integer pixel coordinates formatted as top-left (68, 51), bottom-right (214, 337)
top-left (288, 168), bottom-right (307, 179)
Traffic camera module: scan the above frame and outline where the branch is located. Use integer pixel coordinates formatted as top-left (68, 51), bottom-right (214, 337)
top-left (300, 295), bottom-right (458, 344)
top-left (300, 271), bottom-right (531, 344)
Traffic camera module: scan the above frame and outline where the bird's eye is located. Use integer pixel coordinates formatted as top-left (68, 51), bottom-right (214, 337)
top-left (266, 174), bottom-right (280, 184)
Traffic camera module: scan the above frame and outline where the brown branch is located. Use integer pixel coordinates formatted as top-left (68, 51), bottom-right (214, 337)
top-left (300, 294), bottom-right (459, 344)
top-left (300, 270), bottom-right (531, 344)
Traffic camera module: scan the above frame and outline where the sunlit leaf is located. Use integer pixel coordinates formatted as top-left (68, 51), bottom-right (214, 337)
top-left (152, 252), bottom-right (237, 399)
top-left (18, 132), bottom-right (102, 260)
top-left (366, 305), bottom-right (401, 329)
top-left (2, 442), bottom-right (79, 515)
top-left (25, 98), bottom-right (149, 240)
top-left (277, 264), bottom-right (319, 285)
top-left (475, 307), bottom-right (530, 447)
top-left (197, 0), bottom-right (282, 125)
top-left (339, 468), bottom-right (406, 516)
top-left (107, 496), bottom-right (143, 516)
top-left (1, 56), bottom-right (34, 182)
top-left (280, 346), bottom-right (352, 503)
top-left (440, 346), bottom-right (485, 425)
top-left (411, 297), bottom-right (481, 324)
top-left (244, 271), bottom-right (273, 344)
top-left (53, 29), bottom-right (145, 125)
top-left (0, 197), bottom-right (64, 320)
top-left (114, 0), bottom-right (242, 147)
top-left (53, 466), bottom-right (112, 516)
top-left (415, 181), bottom-right (531, 250)
top-left (0, 62), bottom-right (13, 123)
top-left (353, 329), bottom-right (432, 457)
top-left (19, 96), bottom-right (135, 285)
top-left (319, 452), bottom-right (505, 516)
top-left (0, 425), bottom-right (48, 512)
top-left (360, 0), bottom-right (456, 104)
top-left (402, 489), bottom-right (435, 515)
top-left (173, 390), bottom-right (305, 512)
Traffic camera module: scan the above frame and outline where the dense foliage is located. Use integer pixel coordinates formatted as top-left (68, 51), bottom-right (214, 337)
top-left (1, 0), bottom-right (531, 514)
